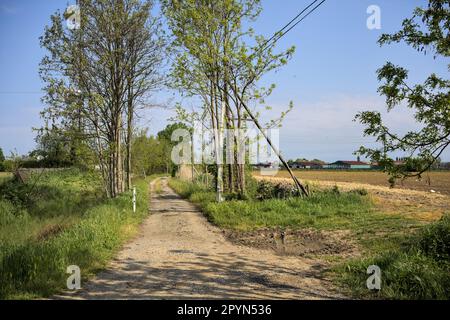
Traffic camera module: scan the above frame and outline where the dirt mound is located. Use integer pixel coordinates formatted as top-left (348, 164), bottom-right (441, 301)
top-left (224, 228), bottom-right (357, 257)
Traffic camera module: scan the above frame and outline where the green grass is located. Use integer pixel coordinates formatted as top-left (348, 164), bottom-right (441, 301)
top-left (0, 169), bottom-right (154, 299)
top-left (168, 178), bottom-right (450, 299)
top-left (336, 214), bottom-right (450, 299)
top-left (154, 178), bottom-right (163, 194)
top-left (168, 178), bottom-right (415, 235)
top-left (0, 169), bottom-right (103, 246)
top-left (0, 172), bottom-right (12, 185)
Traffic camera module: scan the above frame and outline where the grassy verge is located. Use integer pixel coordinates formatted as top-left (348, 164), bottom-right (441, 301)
top-left (168, 178), bottom-right (415, 234)
top-left (0, 169), bottom-right (153, 299)
top-left (335, 214), bottom-right (450, 299)
top-left (0, 172), bottom-right (12, 185)
top-left (168, 178), bottom-right (449, 299)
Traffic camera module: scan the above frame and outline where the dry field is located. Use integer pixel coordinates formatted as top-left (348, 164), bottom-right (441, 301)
top-left (260, 170), bottom-right (450, 195)
top-left (254, 170), bottom-right (450, 222)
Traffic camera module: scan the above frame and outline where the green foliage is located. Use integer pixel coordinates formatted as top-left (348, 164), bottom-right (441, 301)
top-left (0, 170), bottom-right (152, 299)
top-left (168, 178), bottom-right (375, 231)
top-left (32, 128), bottom-right (85, 168)
top-left (339, 214), bottom-right (450, 299)
top-left (356, 0), bottom-right (450, 183)
top-left (253, 180), bottom-right (299, 200)
top-left (418, 213), bottom-right (450, 263)
top-left (0, 169), bottom-right (101, 215)
top-left (0, 199), bottom-right (29, 227)
top-left (162, 0), bottom-right (298, 196)
top-left (2, 160), bottom-right (15, 172)
top-left (340, 251), bottom-right (449, 300)
top-left (0, 148), bottom-right (4, 171)
top-left (168, 178), bottom-right (208, 199)
top-left (157, 122), bottom-right (189, 143)
top-left (39, 0), bottom-right (166, 198)
top-left (131, 123), bottom-right (191, 177)
top-left (131, 128), bottom-right (177, 176)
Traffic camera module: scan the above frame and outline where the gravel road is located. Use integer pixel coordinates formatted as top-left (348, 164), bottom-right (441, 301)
top-left (56, 178), bottom-right (344, 299)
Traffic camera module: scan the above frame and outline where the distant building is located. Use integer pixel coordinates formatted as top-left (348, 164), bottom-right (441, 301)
top-left (291, 161), bottom-right (323, 169)
top-left (253, 162), bottom-right (280, 169)
top-left (324, 160), bottom-right (371, 170)
top-left (438, 162), bottom-right (450, 170)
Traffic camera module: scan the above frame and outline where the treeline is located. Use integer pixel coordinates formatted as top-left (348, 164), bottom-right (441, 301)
top-left (131, 123), bottom-right (187, 178)
top-left (0, 122), bottom-right (185, 178)
top-left (38, 0), bottom-right (166, 198)
top-left (31, 0), bottom-right (308, 200)
top-left (162, 0), bottom-right (308, 199)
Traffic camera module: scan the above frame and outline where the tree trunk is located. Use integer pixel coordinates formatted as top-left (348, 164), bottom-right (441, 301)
top-left (126, 97), bottom-right (133, 190)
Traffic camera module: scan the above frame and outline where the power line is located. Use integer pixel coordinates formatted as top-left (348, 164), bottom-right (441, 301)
top-left (258, 0), bottom-right (326, 55)
top-left (234, 0), bottom-right (326, 75)
top-left (248, 0), bottom-right (323, 61)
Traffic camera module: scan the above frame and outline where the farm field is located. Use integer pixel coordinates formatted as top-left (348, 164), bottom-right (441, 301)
top-left (254, 170), bottom-right (450, 223)
top-left (256, 170), bottom-right (450, 195)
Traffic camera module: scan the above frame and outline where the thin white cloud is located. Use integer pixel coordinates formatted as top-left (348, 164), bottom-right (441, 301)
top-left (257, 94), bottom-right (433, 161)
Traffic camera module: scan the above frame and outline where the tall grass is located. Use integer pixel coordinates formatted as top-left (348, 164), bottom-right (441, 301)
top-left (0, 172), bottom-right (12, 185)
top-left (167, 178), bottom-right (393, 231)
top-left (0, 169), bottom-right (102, 247)
top-left (337, 214), bottom-right (450, 299)
top-left (170, 178), bottom-right (449, 300)
top-left (0, 169), bottom-right (152, 299)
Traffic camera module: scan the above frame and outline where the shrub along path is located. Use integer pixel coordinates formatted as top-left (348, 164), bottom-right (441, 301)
top-left (57, 178), bottom-right (344, 299)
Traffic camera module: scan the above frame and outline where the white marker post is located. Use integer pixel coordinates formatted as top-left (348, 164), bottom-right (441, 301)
top-left (132, 186), bottom-right (136, 213)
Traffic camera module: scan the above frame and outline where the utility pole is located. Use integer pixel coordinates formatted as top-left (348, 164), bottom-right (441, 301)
top-left (228, 83), bottom-right (309, 196)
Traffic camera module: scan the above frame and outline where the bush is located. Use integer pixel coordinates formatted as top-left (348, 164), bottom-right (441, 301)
top-left (2, 160), bottom-right (16, 172)
top-left (418, 214), bottom-right (450, 263)
top-left (0, 177), bottom-right (31, 206)
top-left (255, 180), bottom-right (299, 200)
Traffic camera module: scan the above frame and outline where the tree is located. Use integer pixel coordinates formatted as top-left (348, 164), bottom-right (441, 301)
top-left (356, 0), bottom-right (449, 185)
top-left (40, 0), bottom-right (166, 197)
top-left (157, 122), bottom-right (189, 175)
top-left (0, 147), bottom-right (5, 171)
top-left (131, 129), bottom-right (169, 176)
top-left (162, 0), bottom-right (307, 199)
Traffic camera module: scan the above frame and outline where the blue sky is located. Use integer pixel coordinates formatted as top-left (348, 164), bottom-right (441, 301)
top-left (0, 0), bottom-right (448, 161)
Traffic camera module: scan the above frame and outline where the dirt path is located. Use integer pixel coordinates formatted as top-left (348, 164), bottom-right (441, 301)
top-left (56, 178), bottom-right (344, 299)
